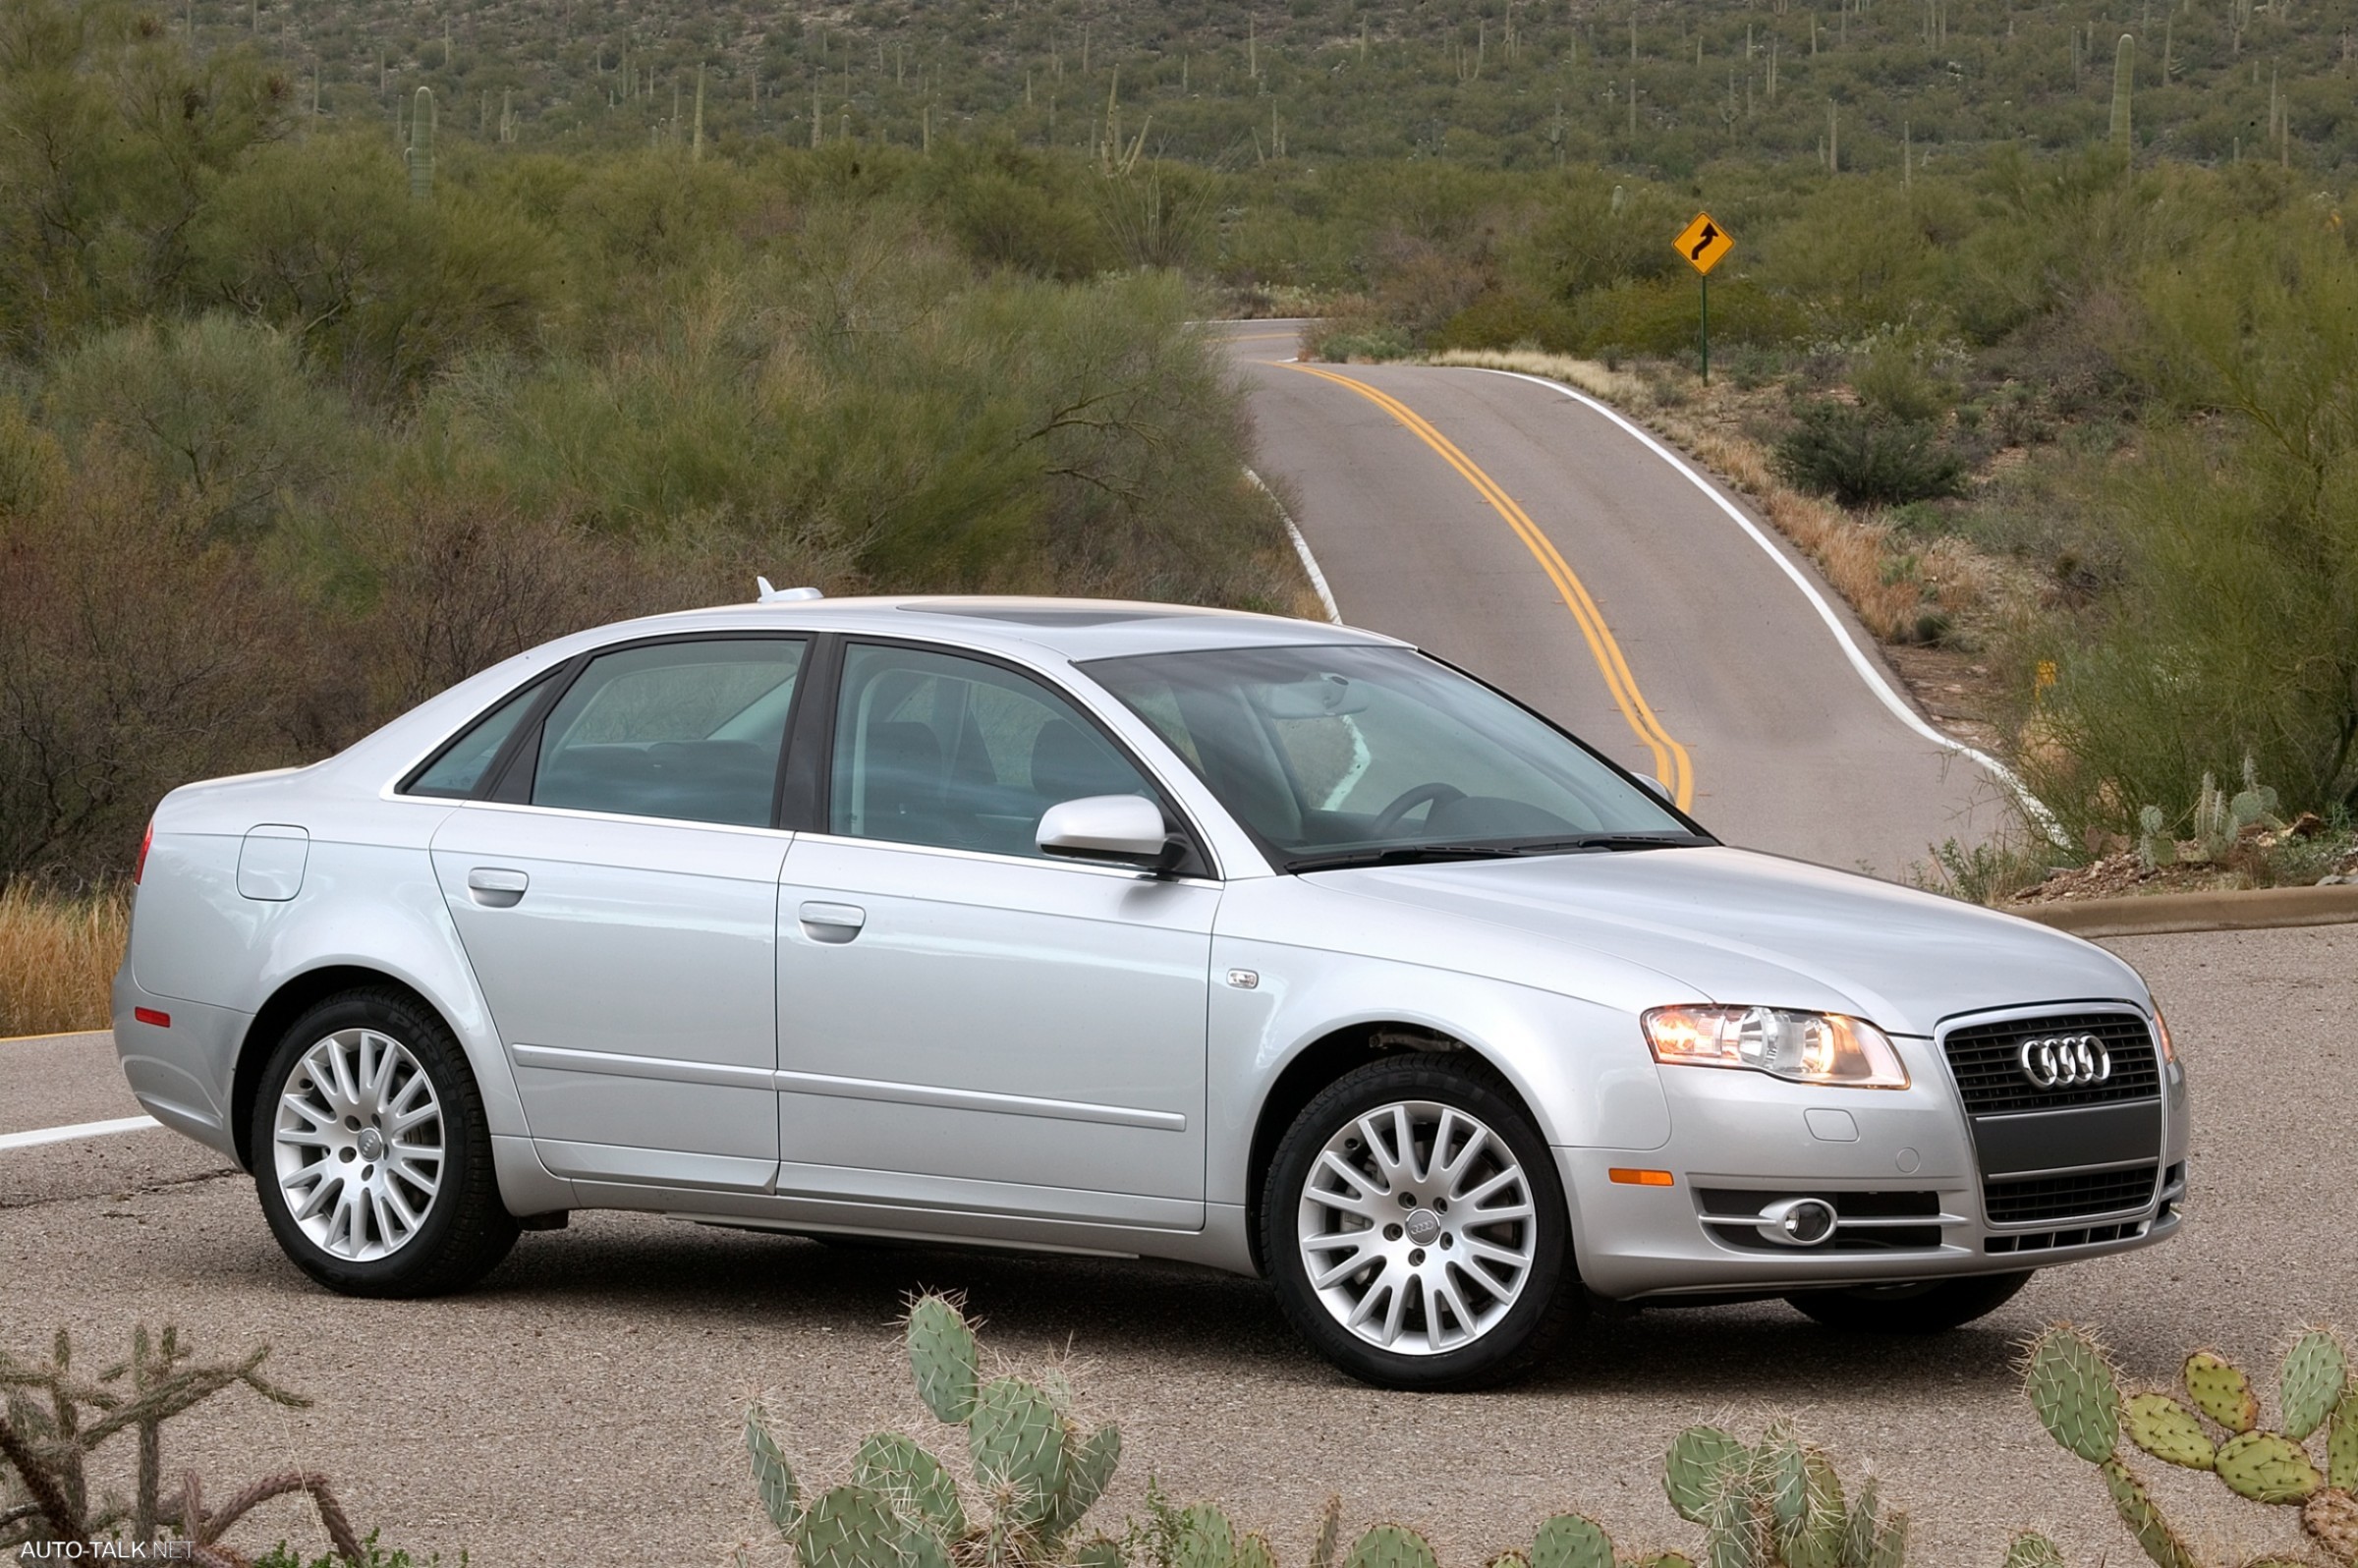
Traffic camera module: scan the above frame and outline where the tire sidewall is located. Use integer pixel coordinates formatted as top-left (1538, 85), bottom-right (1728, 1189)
top-left (1262, 1053), bottom-right (1573, 1390)
top-left (252, 990), bottom-right (502, 1296)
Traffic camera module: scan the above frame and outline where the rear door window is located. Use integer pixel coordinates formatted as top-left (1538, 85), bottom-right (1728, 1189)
top-left (530, 640), bottom-right (806, 827)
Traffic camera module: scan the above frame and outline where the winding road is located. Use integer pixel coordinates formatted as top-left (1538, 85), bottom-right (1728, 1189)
top-left (1217, 321), bottom-right (2011, 877)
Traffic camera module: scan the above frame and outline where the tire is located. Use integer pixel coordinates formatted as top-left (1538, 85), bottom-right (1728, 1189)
top-left (252, 987), bottom-right (519, 1297)
top-left (1262, 1052), bottom-right (1578, 1390)
top-left (1783, 1270), bottom-right (2034, 1333)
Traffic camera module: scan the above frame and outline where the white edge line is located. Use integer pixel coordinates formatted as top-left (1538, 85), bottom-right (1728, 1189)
top-left (1246, 467), bottom-right (1342, 625)
top-left (1468, 367), bottom-right (2069, 848)
top-left (0, 1114), bottom-right (162, 1151)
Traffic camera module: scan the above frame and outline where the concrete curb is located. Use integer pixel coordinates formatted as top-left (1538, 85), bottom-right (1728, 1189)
top-left (2006, 882), bottom-right (2358, 938)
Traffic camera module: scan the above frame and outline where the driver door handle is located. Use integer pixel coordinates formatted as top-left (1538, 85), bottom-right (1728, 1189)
top-left (798, 901), bottom-right (867, 943)
top-left (466, 868), bottom-right (529, 908)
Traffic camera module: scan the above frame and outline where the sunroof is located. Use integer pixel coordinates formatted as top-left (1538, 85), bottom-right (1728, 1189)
top-left (896, 605), bottom-right (1188, 627)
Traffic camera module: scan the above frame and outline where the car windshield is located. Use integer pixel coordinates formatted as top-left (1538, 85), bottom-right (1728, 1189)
top-left (1080, 644), bottom-right (1710, 871)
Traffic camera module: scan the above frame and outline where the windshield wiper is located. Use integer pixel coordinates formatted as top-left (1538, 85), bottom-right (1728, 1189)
top-left (1283, 844), bottom-right (1533, 872)
top-left (1284, 833), bottom-right (1707, 873)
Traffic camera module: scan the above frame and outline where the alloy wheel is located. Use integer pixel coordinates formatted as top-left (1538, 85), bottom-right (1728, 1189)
top-left (271, 1028), bottom-right (446, 1261)
top-left (1295, 1099), bottom-right (1539, 1355)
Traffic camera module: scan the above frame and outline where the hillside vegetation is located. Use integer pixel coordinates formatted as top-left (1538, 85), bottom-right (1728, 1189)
top-left (202, 0), bottom-right (2358, 172)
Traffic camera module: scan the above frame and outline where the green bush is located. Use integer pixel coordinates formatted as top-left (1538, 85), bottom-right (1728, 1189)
top-left (1773, 402), bottom-right (1966, 509)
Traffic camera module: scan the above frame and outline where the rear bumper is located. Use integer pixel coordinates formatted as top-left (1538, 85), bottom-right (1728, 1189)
top-left (1560, 1015), bottom-right (2189, 1300)
top-left (111, 964), bottom-right (248, 1166)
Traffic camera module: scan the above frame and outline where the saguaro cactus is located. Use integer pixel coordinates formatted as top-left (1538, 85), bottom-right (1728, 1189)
top-left (2109, 33), bottom-right (2133, 149)
top-left (406, 86), bottom-right (434, 199)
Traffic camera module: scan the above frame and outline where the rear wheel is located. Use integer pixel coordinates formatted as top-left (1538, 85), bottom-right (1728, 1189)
top-left (253, 988), bottom-right (518, 1297)
top-left (1783, 1270), bottom-right (2033, 1333)
top-left (1263, 1053), bottom-right (1576, 1390)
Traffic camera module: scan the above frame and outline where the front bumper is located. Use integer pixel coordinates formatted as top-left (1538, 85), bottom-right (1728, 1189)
top-left (1561, 1005), bottom-right (2189, 1300)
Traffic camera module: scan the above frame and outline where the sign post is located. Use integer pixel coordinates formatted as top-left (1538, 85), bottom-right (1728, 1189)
top-left (1671, 211), bottom-right (1733, 384)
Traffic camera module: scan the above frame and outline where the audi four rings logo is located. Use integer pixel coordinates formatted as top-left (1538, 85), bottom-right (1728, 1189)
top-left (2018, 1034), bottom-right (2112, 1089)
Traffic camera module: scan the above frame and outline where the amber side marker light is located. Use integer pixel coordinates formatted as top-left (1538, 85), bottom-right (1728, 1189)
top-left (1609, 1168), bottom-right (1675, 1187)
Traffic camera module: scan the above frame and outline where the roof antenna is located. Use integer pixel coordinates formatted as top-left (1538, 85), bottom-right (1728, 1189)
top-left (756, 577), bottom-right (823, 603)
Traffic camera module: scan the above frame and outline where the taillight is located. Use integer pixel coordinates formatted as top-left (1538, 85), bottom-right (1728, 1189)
top-left (134, 820), bottom-right (153, 884)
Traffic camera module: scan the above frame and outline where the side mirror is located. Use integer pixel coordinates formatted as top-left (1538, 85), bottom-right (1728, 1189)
top-left (1037, 795), bottom-right (1176, 870)
top-left (1640, 775), bottom-right (1672, 802)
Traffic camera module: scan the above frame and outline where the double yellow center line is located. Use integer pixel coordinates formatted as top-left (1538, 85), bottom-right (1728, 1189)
top-left (1282, 363), bottom-right (1695, 811)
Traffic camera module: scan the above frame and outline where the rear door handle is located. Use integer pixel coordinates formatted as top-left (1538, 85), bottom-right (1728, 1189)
top-left (798, 901), bottom-right (867, 943)
top-left (467, 868), bottom-right (529, 907)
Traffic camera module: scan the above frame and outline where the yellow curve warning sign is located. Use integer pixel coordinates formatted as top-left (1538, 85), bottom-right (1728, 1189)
top-left (1673, 211), bottom-right (1733, 276)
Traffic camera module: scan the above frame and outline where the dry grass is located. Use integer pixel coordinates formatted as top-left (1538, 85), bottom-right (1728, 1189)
top-left (0, 882), bottom-right (127, 1036)
top-left (1424, 348), bottom-right (1997, 643)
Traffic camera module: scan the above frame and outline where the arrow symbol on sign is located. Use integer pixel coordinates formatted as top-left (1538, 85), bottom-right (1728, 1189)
top-left (1689, 222), bottom-right (1719, 261)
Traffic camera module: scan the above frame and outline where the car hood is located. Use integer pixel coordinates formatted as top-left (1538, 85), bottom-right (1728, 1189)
top-left (1310, 846), bottom-right (2147, 1036)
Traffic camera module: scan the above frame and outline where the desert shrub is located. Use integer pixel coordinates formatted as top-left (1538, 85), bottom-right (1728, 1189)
top-left (41, 315), bottom-right (351, 532)
top-left (1773, 401), bottom-right (1966, 508)
top-left (1432, 287), bottom-right (1577, 353)
top-left (2020, 227), bottom-right (2358, 839)
top-left (0, 881), bottom-right (124, 1034)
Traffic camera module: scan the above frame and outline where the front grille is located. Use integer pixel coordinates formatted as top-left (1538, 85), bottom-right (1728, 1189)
top-left (1984, 1163), bottom-right (2158, 1224)
top-left (1987, 1219), bottom-right (2147, 1254)
top-left (1942, 1011), bottom-right (2162, 1115)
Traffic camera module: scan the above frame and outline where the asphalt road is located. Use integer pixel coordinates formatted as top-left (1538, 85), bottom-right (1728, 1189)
top-left (4, 926), bottom-right (2351, 1566)
top-left (1216, 322), bottom-right (2009, 878)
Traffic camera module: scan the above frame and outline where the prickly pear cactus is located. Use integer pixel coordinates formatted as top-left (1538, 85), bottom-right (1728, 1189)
top-left (1343, 1523), bottom-right (1443, 1568)
top-left (2028, 1325), bottom-right (2123, 1463)
top-left (2304, 1488), bottom-right (2358, 1562)
top-left (1074, 1539), bottom-right (1128, 1568)
top-left (1310, 1496), bottom-right (1342, 1568)
top-left (1528, 1513), bottom-right (1613, 1568)
top-left (906, 1293), bottom-right (981, 1425)
top-left (2124, 1393), bottom-right (2216, 1470)
top-left (2000, 1533), bottom-right (2066, 1568)
top-left (2215, 1431), bottom-right (2323, 1504)
top-left (2100, 1458), bottom-right (2199, 1568)
top-left (2332, 1402), bottom-right (2358, 1490)
top-left (1664, 1426), bottom-right (1751, 1523)
top-left (794, 1484), bottom-right (951, 1568)
top-left (2280, 1331), bottom-right (2349, 1442)
top-left (1172, 1503), bottom-right (1236, 1568)
top-left (851, 1432), bottom-right (964, 1538)
top-left (2184, 1352), bottom-right (2259, 1434)
top-left (748, 1406), bottom-right (801, 1530)
top-left (969, 1375), bottom-right (1069, 1528)
top-left (1236, 1533), bottom-right (1279, 1568)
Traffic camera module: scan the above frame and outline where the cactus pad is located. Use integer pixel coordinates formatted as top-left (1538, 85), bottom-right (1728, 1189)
top-left (1664, 1426), bottom-right (1750, 1523)
top-left (1864, 1510), bottom-right (1908, 1568)
top-left (2214, 1430), bottom-right (2323, 1503)
top-left (1237, 1534), bottom-right (1279, 1568)
top-left (1344, 1524), bottom-right (1443, 1568)
top-left (2303, 1488), bottom-right (2358, 1562)
top-left (1311, 1495), bottom-right (1342, 1568)
top-left (968, 1376), bottom-right (1067, 1527)
top-left (2000, 1533), bottom-right (2067, 1568)
top-left (2124, 1393), bottom-right (2218, 1470)
top-left (747, 1408), bottom-right (801, 1531)
top-left (1173, 1503), bottom-right (1236, 1568)
top-left (2184, 1352), bottom-right (2259, 1434)
top-left (2331, 1406), bottom-right (2358, 1492)
top-left (1074, 1538), bottom-right (1128, 1568)
top-left (1044, 1422), bottom-right (1120, 1540)
top-left (793, 1484), bottom-right (933, 1568)
top-left (1631, 1558), bottom-right (1698, 1568)
top-left (851, 1433), bottom-right (965, 1539)
top-left (1529, 1513), bottom-right (1613, 1568)
top-left (1840, 1478), bottom-right (1881, 1568)
top-left (906, 1296), bottom-right (981, 1426)
top-left (2029, 1327), bottom-right (2123, 1462)
top-left (2281, 1331), bottom-right (2349, 1442)
top-left (2100, 1458), bottom-right (2200, 1568)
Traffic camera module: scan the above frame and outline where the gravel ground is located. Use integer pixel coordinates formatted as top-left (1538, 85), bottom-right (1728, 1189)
top-left (2, 925), bottom-right (2352, 1567)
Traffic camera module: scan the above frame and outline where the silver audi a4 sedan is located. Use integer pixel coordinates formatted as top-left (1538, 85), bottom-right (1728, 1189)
top-left (114, 594), bottom-right (2188, 1388)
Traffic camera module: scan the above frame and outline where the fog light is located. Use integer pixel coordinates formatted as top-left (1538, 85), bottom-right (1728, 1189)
top-left (1757, 1197), bottom-right (1838, 1247)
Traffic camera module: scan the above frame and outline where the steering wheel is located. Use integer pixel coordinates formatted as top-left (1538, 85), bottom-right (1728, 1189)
top-left (1368, 782), bottom-right (1467, 837)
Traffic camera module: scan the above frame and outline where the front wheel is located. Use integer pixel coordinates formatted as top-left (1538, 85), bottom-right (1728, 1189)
top-left (1263, 1053), bottom-right (1577, 1390)
top-left (1783, 1270), bottom-right (2034, 1333)
top-left (253, 988), bottom-right (519, 1297)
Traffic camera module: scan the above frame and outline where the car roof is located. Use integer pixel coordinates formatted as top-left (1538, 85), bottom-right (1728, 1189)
top-left (592, 594), bottom-right (1406, 663)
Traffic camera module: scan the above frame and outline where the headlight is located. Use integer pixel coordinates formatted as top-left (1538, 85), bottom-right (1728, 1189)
top-left (1642, 1005), bottom-right (1910, 1089)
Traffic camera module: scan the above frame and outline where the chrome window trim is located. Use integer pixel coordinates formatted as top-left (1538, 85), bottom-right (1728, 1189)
top-left (785, 829), bottom-right (1222, 888)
